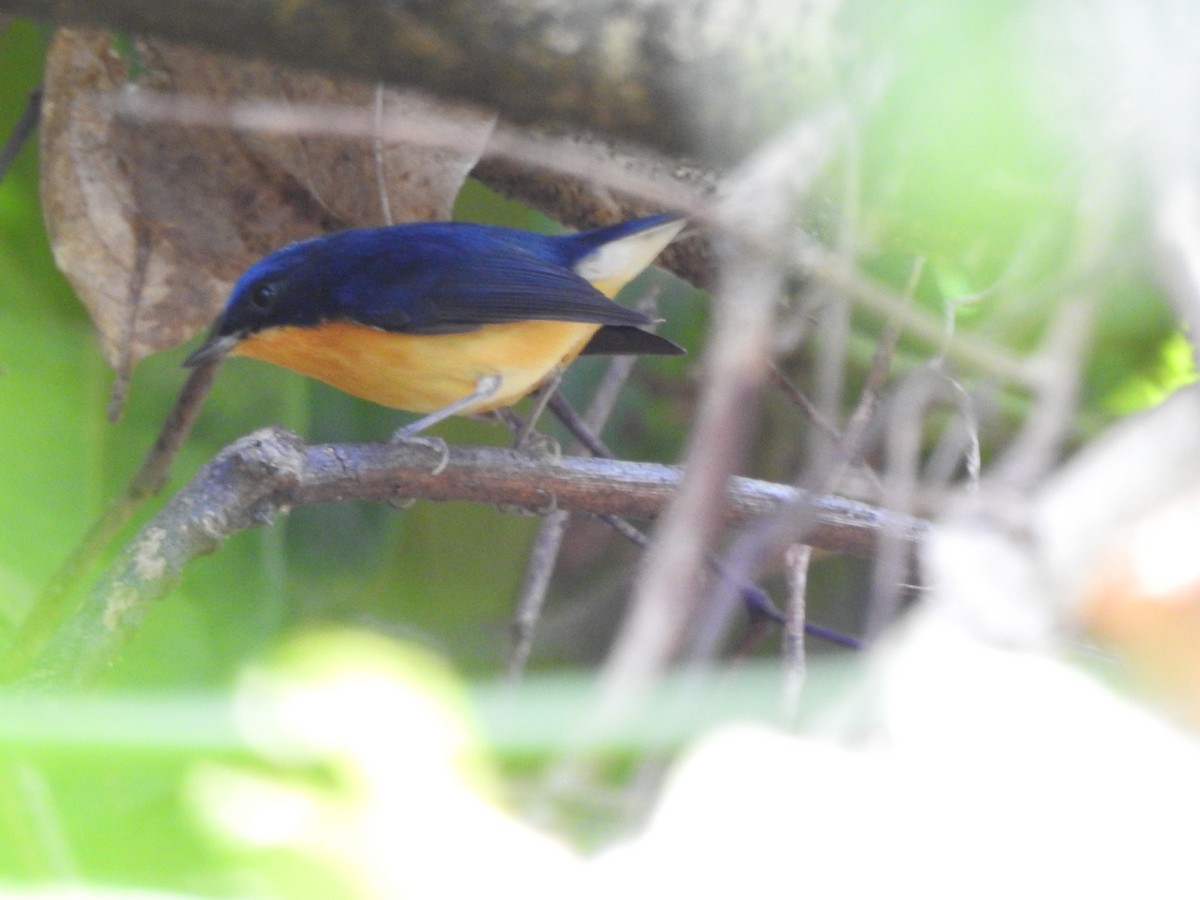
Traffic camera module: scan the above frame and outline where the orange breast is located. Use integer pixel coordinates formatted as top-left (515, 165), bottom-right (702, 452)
top-left (233, 319), bottom-right (600, 413)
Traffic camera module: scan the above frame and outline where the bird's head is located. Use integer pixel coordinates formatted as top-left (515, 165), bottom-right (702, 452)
top-left (184, 238), bottom-right (332, 367)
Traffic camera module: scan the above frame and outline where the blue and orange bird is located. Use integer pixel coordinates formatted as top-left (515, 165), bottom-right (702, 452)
top-left (184, 215), bottom-right (686, 434)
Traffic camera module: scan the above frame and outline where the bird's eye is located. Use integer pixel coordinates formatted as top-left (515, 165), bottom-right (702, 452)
top-left (250, 282), bottom-right (278, 311)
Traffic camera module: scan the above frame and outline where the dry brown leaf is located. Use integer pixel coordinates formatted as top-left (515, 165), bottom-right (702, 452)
top-left (40, 29), bottom-right (494, 411)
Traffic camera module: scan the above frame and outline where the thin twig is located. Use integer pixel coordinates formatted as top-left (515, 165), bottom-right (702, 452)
top-left (795, 235), bottom-right (1035, 388)
top-left (106, 218), bottom-right (154, 421)
top-left (0, 84), bottom-right (40, 182)
top-left (990, 297), bottom-right (1094, 490)
top-left (507, 356), bottom-right (640, 682)
top-left (548, 401), bottom-right (794, 635)
top-left (815, 257), bottom-right (921, 487)
top-left (593, 112), bottom-right (843, 722)
top-left (110, 90), bottom-right (711, 237)
top-left (781, 543), bottom-right (813, 720)
top-left (506, 508), bottom-right (571, 680)
top-left (547, 394), bottom-right (615, 458)
top-left (551, 392), bottom-right (789, 624)
top-left (507, 286), bottom-right (665, 681)
top-left (768, 365), bottom-right (844, 445)
top-left (373, 83), bottom-right (393, 226)
top-left (689, 259), bottom-right (915, 660)
top-left (865, 367), bottom-right (978, 641)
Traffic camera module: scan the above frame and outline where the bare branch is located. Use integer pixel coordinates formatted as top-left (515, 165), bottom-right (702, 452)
top-left (781, 543), bottom-right (813, 719)
top-left (866, 368), bottom-right (978, 641)
top-left (111, 90), bottom-right (715, 285)
top-left (508, 351), bottom-right (642, 682)
top-left (795, 236), bottom-right (1037, 389)
top-left (0, 83), bottom-right (39, 181)
top-left (4, 0), bottom-right (839, 163)
top-left (594, 111), bottom-right (844, 717)
top-left (990, 297), bottom-right (1094, 490)
top-left (15, 427), bottom-right (928, 687)
top-left (687, 262), bottom-right (912, 661)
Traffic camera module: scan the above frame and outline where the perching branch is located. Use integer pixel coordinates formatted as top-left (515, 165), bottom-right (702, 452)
top-left (17, 427), bottom-right (929, 687)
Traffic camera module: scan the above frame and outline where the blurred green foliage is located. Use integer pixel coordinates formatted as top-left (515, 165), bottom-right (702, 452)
top-left (0, 3), bottom-right (1194, 893)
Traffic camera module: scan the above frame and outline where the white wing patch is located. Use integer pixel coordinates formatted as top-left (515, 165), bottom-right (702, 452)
top-left (572, 218), bottom-right (686, 298)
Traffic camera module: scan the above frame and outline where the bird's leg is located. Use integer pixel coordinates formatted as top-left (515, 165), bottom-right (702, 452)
top-left (390, 374), bottom-right (503, 474)
top-left (516, 367), bottom-right (563, 446)
top-left (510, 367), bottom-right (564, 458)
top-left (394, 373), bottom-right (503, 437)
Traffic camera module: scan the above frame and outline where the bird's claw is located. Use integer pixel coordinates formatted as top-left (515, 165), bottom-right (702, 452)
top-left (390, 430), bottom-right (450, 475)
top-left (516, 429), bottom-right (561, 462)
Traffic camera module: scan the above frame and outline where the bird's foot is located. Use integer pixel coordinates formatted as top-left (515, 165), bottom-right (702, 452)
top-left (389, 429), bottom-right (450, 475)
top-left (516, 428), bottom-right (561, 462)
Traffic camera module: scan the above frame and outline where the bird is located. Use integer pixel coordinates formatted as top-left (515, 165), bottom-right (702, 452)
top-left (184, 214), bottom-right (686, 436)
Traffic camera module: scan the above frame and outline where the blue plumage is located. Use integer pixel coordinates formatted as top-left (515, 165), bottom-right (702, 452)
top-left (183, 214), bottom-right (684, 415)
top-left (206, 215), bottom-right (677, 343)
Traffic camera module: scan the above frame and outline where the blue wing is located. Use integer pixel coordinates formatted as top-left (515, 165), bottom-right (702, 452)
top-left (332, 227), bottom-right (656, 335)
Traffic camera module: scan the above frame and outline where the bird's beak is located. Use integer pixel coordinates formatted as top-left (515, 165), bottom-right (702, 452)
top-left (182, 331), bottom-right (240, 368)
